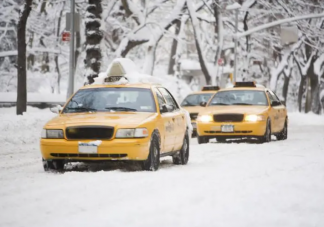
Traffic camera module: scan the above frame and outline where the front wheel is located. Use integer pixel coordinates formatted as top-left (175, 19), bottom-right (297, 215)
top-left (173, 132), bottom-right (189, 165)
top-left (276, 119), bottom-right (288, 140)
top-left (197, 136), bottom-right (209, 144)
top-left (258, 119), bottom-right (271, 143)
top-left (43, 159), bottom-right (65, 172)
top-left (141, 133), bottom-right (160, 171)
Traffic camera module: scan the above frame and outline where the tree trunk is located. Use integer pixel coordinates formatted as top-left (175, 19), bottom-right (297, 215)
top-left (195, 38), bottom-right (211, 85)
top-left (167, 20), bottom-right (181, 75)
top-left (282, 72), bottom-right (290, 103)
top-left (55, 2), bottom-right (65, 94)
top-left (298, 76), bottom-right (306, 112)
top-left (305, 56), bottom-right (317, 113)
top-left (84, 0), bottom-right (103, 84)
top-left (16, 0), bottom-right (33, 115)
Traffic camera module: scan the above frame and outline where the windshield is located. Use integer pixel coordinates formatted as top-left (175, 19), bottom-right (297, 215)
top-left (209, 90), bottom-right (268, 106)
top-left (181, 93), bottom-right (213, 106)
top-left (62, 87), bottom-right (156, 113)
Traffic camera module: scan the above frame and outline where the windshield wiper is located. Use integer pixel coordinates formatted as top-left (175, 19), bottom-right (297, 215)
top-left (66, 107), bottom-right (97, 112)
top-left (105, 107), bottom-right (137, 112)
top-left (211, 103), bottom-right (229, 106)
top-left (232, 103), bottom-right (252, 105)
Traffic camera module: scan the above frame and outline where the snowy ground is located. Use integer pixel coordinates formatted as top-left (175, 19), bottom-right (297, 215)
top-left (0, 107), bottom-right (324, 227)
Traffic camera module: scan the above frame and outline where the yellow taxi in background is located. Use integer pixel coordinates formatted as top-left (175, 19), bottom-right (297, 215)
top-left (196, 82), bottom-right (288, 144)
top-left (40, 62), bottom-right (190, 172)
top-left (181, 86), bottom-right (220, 137)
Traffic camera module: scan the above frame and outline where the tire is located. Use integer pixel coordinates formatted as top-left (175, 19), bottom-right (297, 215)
top-left (141, 132), bottom-right (160, 171)
top-left (276, 119), bottom-right (288, 141)
top-left (43, 159), bottom-right (65, 172)
top-left (258, 119), bottom-right (271, 143)
top-left (216, 137), bottom-right (227, 143)
top-left (173, 131), bottom-right (189, 165)
top-left (197, 135), bottom-right (209, 144)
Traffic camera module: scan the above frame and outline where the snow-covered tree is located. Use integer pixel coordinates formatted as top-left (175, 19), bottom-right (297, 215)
top-left (84, 0), bottom-right (103, 85)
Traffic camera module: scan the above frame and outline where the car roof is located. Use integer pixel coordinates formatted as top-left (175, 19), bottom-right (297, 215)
top-left (79, 83), bottom-right (157, 90)
top-left (218, 87), bottom-right (267, 92)
top-left (189, 91), bottom-right (217, 95)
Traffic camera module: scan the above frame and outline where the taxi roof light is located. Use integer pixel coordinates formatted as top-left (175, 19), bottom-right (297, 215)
top-left (234, 82), bottom-right (256, 88)
top-left (201, 86), bottom-right (220, 91)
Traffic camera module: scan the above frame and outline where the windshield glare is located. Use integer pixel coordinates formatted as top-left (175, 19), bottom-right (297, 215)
top-left (181, 93), bottom-right (213, 106)
top-left (209, 90), bottom-right (268, 106)
top-left (62, 87), bottom-right (156, 113)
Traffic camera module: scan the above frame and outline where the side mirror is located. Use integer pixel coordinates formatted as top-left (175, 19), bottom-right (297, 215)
top-left (160, 104), bottom-right (169, 113)
top-left (50, 105), bottom-right (63, 114)
top-left (160, 104), bottom-right (174, 113)
top-left (271, 101), bottom-right (281, 107)
top-left (200, 101), bottom-right (207, 107)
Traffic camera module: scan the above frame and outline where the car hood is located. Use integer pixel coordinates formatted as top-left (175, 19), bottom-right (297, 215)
top-left (201, 105), bottom-right (269, 115)
top-left (45, 112), bottom-right (157, 128)
top-left (181, 106), bottom-right (205, 113)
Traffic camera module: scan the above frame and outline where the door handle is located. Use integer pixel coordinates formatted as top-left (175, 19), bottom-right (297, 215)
top-left (172, 118), bottom-right (175, 121)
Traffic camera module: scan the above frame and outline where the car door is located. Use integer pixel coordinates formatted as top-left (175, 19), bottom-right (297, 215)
top-left (269, 90), bottom-right (286, 131)
top-left (153, 88), bottom-right (175, 153)
top-left (158, 87), bottom-right (185, 151)
top-left (266, 90), bottom-right (280, 133)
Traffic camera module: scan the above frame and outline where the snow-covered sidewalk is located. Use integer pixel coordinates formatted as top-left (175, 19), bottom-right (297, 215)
top-left (0, 107), bottom-right (324, 227)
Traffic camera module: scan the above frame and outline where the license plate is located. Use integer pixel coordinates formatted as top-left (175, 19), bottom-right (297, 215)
top-left (78, 143), bottom-right (98, 154)
top-left (221, 125), bottom-right (234, 132)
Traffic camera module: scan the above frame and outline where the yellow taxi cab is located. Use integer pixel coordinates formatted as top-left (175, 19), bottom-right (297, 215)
top-left (180, 86), bottom-right (220, 137)
top-left (40, 61), bottom-right (190, 172)
top-left (196, 82), bottom-right (288, 144)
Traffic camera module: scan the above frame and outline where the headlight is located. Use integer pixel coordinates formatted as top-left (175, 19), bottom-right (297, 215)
top-left (116, 128), bottom-right (149, 138)
top-left (244, 114), bottom-right (265, 122)
top-left (198, 115), bottom-right (213, 123)
top-left (41, 129), bottom-right (64, 139)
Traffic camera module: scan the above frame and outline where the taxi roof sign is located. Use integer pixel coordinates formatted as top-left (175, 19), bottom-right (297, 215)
top-left (234, 81), bottom-right (256, 88)
top-left (201, 85), bottom-right (220, 91)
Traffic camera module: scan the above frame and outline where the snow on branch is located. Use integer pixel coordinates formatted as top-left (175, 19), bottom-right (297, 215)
top-left (237, 13), bottom-right (324, 38)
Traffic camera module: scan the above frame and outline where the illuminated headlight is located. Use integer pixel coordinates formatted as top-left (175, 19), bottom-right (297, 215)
top-left (197, 115), bottom-right (213, 123)
top-left (244, 114), bottom-right (265, 122)
top-left (41, 129), bottom-right (64, 139)
top-left (115, 128), bottom-right (149, 138)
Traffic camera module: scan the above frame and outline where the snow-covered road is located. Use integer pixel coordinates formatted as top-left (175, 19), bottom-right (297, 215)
top-left (0, 107), bottom-right (324, 227)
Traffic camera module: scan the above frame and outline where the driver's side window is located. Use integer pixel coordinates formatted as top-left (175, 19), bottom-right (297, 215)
top-left (267, 90), bottom-right (280, 105)
top-left (158, 87), bottom-right (179, 111)
top-left (154, 88), bottom-right (166, 111)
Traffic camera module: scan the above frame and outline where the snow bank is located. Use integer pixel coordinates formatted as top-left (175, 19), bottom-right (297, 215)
top-left (288, 112), bottom-right (324, 126)
top-left (0, 107), bottom-right (56, 148)
top-left (0, 92), bottom-right (66, 103)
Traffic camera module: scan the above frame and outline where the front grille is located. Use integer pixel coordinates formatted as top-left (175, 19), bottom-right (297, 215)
top-left (65, 126), bottom-right (114, 140)
top-left (50, 153), bottom-right (127, 158)
top-left (204, 130), bottom-right (252, 134)
top-left (190, 113), bottom-right (198, 120)
top-left (213, 114), bottom-right (244, 122)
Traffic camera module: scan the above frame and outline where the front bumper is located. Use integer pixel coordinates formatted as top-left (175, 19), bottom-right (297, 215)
top-left (197, 121), bottom-right (266, 137)
top-left (40, 138), bottom-right (150, 161)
